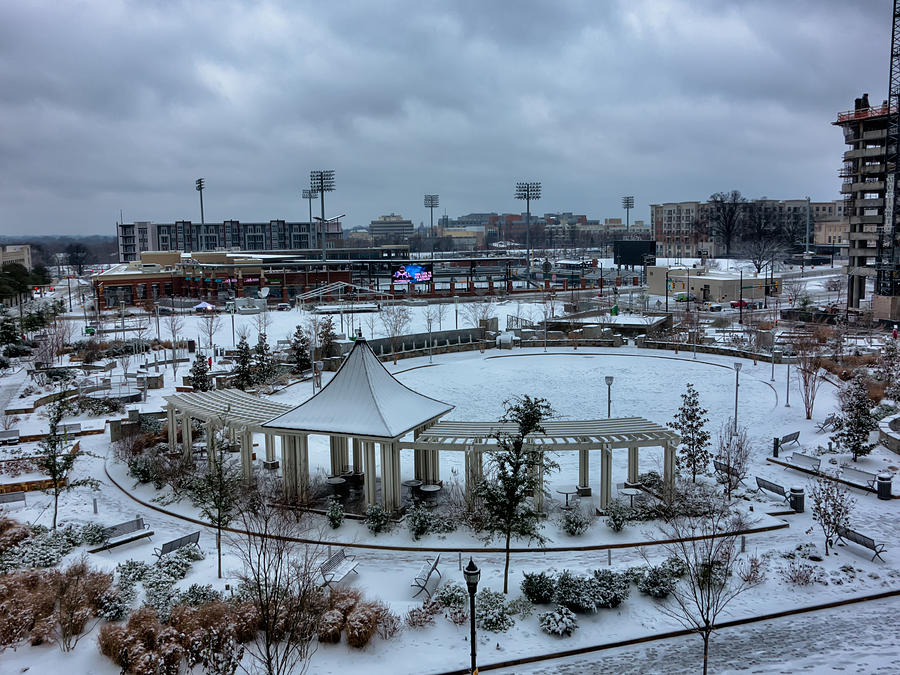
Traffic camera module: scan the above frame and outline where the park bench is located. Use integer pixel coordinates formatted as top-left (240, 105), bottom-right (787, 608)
top-left (713, 459), bottom-right (747, 486)
top-left (154, 531), bottom-right (201, 560)
top-left (755, 477), bottom-right (790, 504)
top-left (835, 526), bottom-right (886, 562)
top-left (0, 429), bottom-right (20, 445)
top-left (779, 431), bottom-right (801, 448)
top-left (816, 414), bottom-right (837, 433)
top-left (319, 548), bottom-right (359, 588)
top-left (787, 452), bottom-right (821, 473)
top-left (0, 491), bottom-right (26, 507)
top-left (88, 517), bottom-right (154, 553)
top-left (840, 464), bottom-right (878, 491)
top-left (410, 555), bottom-right (442, 599)
top-left (59, 422), bottom-right (82, 435)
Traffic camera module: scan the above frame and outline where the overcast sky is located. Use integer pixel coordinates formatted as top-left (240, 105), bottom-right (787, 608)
top-left (0, 0), bottom-right (892, 236)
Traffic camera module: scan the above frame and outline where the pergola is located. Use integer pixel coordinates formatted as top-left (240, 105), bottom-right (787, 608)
top-left (163, 340), bottom-right (679, 511)
top-left (400, 418), bottom-right (679, 509)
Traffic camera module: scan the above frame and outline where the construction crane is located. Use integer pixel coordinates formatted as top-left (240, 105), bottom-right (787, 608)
top-left (880, 0), bottom-right (900, 295)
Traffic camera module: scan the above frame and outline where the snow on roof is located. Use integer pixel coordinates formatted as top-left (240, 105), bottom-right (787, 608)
top-left (262, 338), bottom-right (454, 439)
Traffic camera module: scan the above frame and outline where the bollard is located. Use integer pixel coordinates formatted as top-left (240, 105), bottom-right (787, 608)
top-left (93, 497), bottom-right (98, 515)
top-left (741, 535), bottom-right (746, 553)
top-left (789, 486), bottom-right (805, 513)
top-left (773, 437), bottom-right (780, 458)
top-left (607, 549), bottom-right (612, 566)
top-left (459, 552), bottom-right (462, 571)
top-left (877, 473), bottom-right (893, 501)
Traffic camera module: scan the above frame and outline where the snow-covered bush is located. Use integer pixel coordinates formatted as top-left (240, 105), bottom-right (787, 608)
top-left (318, 609), bottom-right (344, 643)
top-left (507, 595), bottom-right (534, 618)
top-left (662, 555), bottom-right (688, 578)
top-left (116, 559), bottom-right (150, 585)
top-left (365, 504), bottom-right (391, 535)
top-left (538, 605), bottom-right (578, 637)
top-left (80, 523), bottom-right (107, 547)
top-left (177, 583), bottom-right (221, 607)
top-left (405, 505), bottom-right (454, 540)
top-left (475, 589), bottom-right (513, 632)
top-left (435, 581), bottom-right (468, 609)
top-left (604, 499), bottom-right (631, 532)
top-left (638, 470), bottom-right (664, 492)
top-left (623, 565), bottom-right (648, 585)
top-left (373, 601), bottom-right (403, 640)
top-left (738, 555), bottom-right (767, 585)
top-left (405, 605), bottom-right (435, 628)
top-left (445, 605), bottom-right (468, 626)
top-left (637, 565), bottom-right (677, 599)
top-left (521, 571), bottom-right (556, 604)
top-left (329, 587), bottom-right (361, 618)
top-left (553, 571), bottom-right (595, 613)
top-left (326, 498), bottom-right (344, 529)
top-left (345, 602), bottom-right (379, 648)
top-left (782, 560), bottom-right (824, 586)
top-left (98, 584), bottom-right (137, 622)
top-left (559, 507), bottom-right (591, 536)
top-left (589, 569), bottom-right (631, 608)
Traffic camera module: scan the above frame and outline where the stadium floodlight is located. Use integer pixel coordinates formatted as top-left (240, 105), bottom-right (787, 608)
top-left (424, 194), bottom-right (439, 238)
top-left (514, 181), bottom-right (542, 273)
top-left (310, 170), bottom-right (336, 261)
top-left (195, 178), bottom-right (206, 224)
top-left (302, 188), bottom-right (318, 249)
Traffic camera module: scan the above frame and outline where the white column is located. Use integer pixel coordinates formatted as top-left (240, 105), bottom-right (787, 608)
top-left (430, 449), bottom-right (441, 484)
top-left (264, 434), bottom-right (275, 462)
top-left (181, 411), bottom-right (193, 461)
top-left (363, 441), bottom-right (377, 507)
top-left (352, 438), bottom-right (362, 474)
top-left (532, 446), bottom-right (544, 513)
top-left (663, 442), bottom-right (676, 499)
top-left (413, 426), bottom-right (425, 481)
top-left (600, 446), bottom-right (613, 510)
top-left (391, 441), bottom-right (401, 508)
top-left (282, 435), bottom-right (297, 500)
top-left (205, 421), bottom-right (216, 467)
top-left (240, 428), bottom-right (253, 480)
top-left (464, 447), bottom-right (483, 498)
top-left (166, 404), bottom-right (177, 451)
top-left (380, 442), bottom-right (396, 511)
top-left (578, 449), bottom-right (590, 491)
top-left (329, 436), bottom-right (341, 475)
top-left (627, 446), bottom-right (639, 484)
top-left (296, 434), bottom-right (309, 501)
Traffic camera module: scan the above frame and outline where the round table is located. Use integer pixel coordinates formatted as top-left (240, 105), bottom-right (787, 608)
top-left (620, 487), bottom-right (642, 507)
top-left (327, 476), bottom-right (348, 498)
top-left (555, 489), bottom-right (578, 509)
top-left (419, 484), bottom-right (441, 503)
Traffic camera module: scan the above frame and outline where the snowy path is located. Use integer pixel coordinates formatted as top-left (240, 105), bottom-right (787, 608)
top-left (494, 596), bottom-right (898, 675)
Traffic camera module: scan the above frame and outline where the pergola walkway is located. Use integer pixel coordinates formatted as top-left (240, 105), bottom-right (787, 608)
top-left (163, 339), bottom-right (679, 511)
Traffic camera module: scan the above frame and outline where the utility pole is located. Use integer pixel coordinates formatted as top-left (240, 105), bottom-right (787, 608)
top-left (622, 196), bottom-right (634, 235)
top-left (195, 178), bottom-right (205, 224)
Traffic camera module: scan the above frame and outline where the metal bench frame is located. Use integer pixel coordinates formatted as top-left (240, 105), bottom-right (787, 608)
top-left (154, 531), bottom-right (201, 559)
top-left (780, 431), bottom-right (801, 448)
top-left (787, 452), bottom-right (821, 473)
top-left (840, 464), bottom-right (878, 491)
top-left (411, 555), bottom-right (442, 599)
top-left (320, 548), bottom-right (358, 588)
top-left (816, 414), bottom-right (837, 433)
top-left (89, 517), bottom-right (154, 553)
top-left (0, 491), bottom-right (26, 506)
top-left (713, 459), bottom-right (747, 486)
top-left (835, 526), bottom-right (886, 562)
top-left (755, 476), bottom-right (789, 504)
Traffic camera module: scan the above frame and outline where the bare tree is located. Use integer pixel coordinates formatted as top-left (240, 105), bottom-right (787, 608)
top-left (708, 190), bottom-right (747, 257)
top-left (650, 502), bottom-right (760, 675)
top-left (166, 312), bottom-right (184, 380)
top-left (303, 314), bottom-right (322, 361)
top-left (713, 419), bottom-right (750, 500)
top-left (462, 297), bottom-right (497, 330)
top-left (434, 301), bottom-right (448, 331)
top-left (794, 336), bottom-right (825, 420)
top-left (254, 307), bottom-right (272, 339)
top-left (808, 474), bottom-right (855, 556)
top-left (782, 277), bottom-right (806, 307)
top-left (201, 311), bottom-right (223, 365)
top-left (380, 303), bottom-right (411, 364)
top-left (230, 484), bottom-right (326, 675)
top-left (825, 276), bottom-right (843, 305)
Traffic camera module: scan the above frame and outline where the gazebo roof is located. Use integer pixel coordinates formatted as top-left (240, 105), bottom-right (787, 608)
top-left (163, 389), bottom-right (292, 431)
top-left (262, 338), bottom-right (454, 440)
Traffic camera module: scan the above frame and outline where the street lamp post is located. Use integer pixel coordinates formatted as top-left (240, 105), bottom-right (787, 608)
top-left (302, 188), bottom-right (318, 249)
top-left (733, 362), bottom-right (742, 431)
top-left (310, 170), bottom-right (335, 262)
top-left (785, 358), bottom-right (791, 408)
top-left (463, 558), bottom-right (481, 675)
top-left (515, 181), bottom-right (541, 278)
top-left (605, 375), bottom-right (614, 418)
top-left (195, 178), bottom-right (205, 224)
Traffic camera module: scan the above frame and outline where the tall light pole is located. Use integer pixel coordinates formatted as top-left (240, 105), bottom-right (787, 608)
top-left (195, 178), bottom-right (205, 224)
top-left (515, 181), bottom-right (541, 276)
top-left (463, 558), bottom-right (481, 675)
top-left (605, 375), bottom-right (614, 418)
top-left (424, 194), bottom-right (439, 238)
top-left (302, 188), bottom-right (318, 250)
top-left (310, 170), bottom-right (335, 262)
top-left (622, 195), bottom-right (634, 234)
top-left (733, 362), bottom-right (742, 431)
top-left (785, 358), bottom-right (791, 408)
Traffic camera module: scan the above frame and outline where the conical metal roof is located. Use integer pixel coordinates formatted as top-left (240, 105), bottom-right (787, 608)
top-left (262, 338), bottom-right (453, 440)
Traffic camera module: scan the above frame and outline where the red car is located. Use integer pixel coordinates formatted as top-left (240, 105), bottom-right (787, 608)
top-left (730, 300), bottom-right (749, 308)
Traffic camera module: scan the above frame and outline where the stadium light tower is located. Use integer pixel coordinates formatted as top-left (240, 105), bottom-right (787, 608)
top-left (195, 178), bottom-right (205, 224)
top-left (424, 194), bottom-right (439, 238)
top-left (515, 181), bottom-right (541, 274)
top-left (309, 170), bottom-right (335, 261)
top-left (622, 195), bottom-right (634, 234)
top-left (302, 188), bottom-right (318, 249)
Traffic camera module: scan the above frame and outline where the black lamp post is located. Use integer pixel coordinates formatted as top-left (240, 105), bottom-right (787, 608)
top-left (463, 558), bottom-right (480, 674)
top-left (605, 375), bottom-right (614, 418)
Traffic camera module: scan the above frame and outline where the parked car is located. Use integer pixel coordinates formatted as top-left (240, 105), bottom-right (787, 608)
top-left (674, 293), bottom-right (697, 302)
top-left (706, 303), bottom-right (723, 312)
top-left (730, 299), bottom-right (749, 308)
top-left (276, 302), bottom-right (291, 311)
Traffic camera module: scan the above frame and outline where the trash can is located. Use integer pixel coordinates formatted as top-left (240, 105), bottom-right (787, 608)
top-left (877, 473), bottom-right (893, 501)
top-left (789, 486), bottom-right (805, 513)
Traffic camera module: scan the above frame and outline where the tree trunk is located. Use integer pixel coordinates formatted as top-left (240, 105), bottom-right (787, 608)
top-left (52, 491), bottom-right (59, 530)
top-left (217, 527), bottom-right (222, 578)
top-left (503, 532), bottom-right (512, 594)
top-left (702, 630), bottom-right (710, 675)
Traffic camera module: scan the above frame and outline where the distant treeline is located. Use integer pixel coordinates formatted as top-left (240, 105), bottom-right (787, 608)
top-left (0, 235), bottom-right (117, 269)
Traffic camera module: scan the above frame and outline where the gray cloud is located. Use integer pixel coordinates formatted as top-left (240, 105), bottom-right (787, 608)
top-left (0, 0), bottom-right (890, 236)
